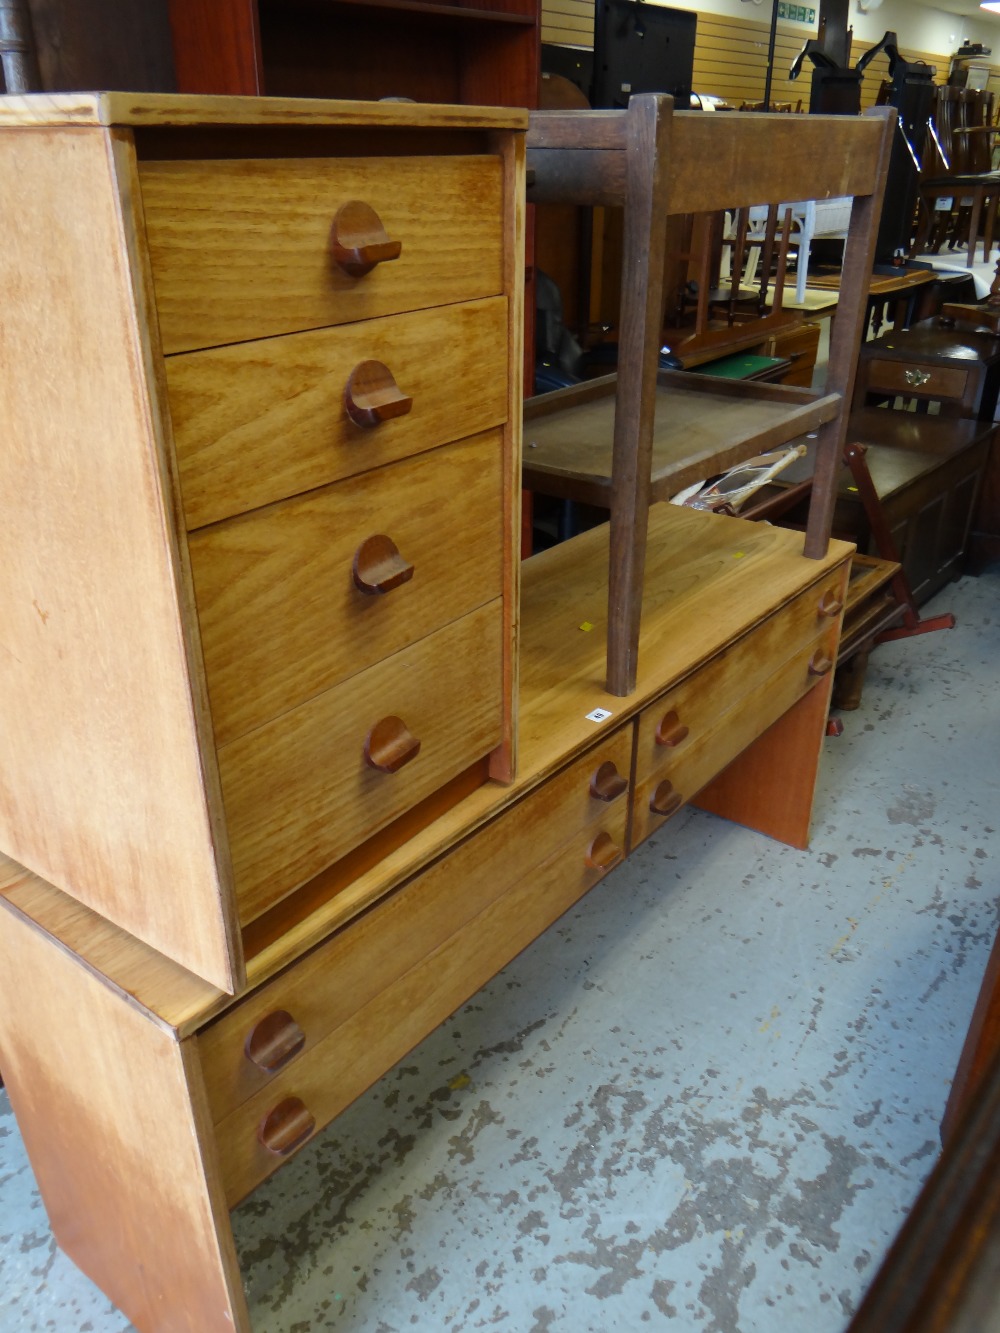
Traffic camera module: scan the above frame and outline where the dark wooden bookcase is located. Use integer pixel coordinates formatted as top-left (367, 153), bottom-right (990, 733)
top-left (167, 0), bottom-right (539, 109)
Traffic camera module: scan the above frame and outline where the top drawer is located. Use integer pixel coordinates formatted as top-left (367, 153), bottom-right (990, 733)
top-left (140, 155), bottom-right (505, 354)
top-left (864, 358), bottom-right (970, 402)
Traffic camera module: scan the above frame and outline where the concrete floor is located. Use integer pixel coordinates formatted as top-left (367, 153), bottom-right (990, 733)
top-left (1, 564), bottom-right (998, 1333)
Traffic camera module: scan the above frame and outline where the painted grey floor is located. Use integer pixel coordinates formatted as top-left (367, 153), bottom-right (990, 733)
top-left (2, 564), bottom-right (998, 1333)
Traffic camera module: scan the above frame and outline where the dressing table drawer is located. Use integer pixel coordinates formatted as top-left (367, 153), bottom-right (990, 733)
top-left (633, 570), bottom-right (845, 794)
top-left (199, 729), bottom-right (632, 1201)
top-left (190, 428), bottom-right (505, 746)
top-left (219, 601), bottom-right (506, 922)
top-left (864, 359), bottom-right (970, 402)
top-left (629, 566), bottom-right (846, 848)
top-left (630, 633), bottom-right (837, 848)
top-left (169, 297), bottom-right (509, 528)
top-left (141, 155), bottom-right (505, 354)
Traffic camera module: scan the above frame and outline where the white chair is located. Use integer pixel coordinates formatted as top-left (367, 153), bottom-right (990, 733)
top-left (744, 196), bottom-right (853, 301)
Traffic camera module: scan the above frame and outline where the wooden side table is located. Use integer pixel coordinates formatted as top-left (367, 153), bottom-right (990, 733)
top-left (854, 320), bottom-right (1000, 422)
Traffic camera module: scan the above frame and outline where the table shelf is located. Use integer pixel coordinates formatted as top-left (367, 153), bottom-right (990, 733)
top-left (523, 371), bottom-right (841, 507)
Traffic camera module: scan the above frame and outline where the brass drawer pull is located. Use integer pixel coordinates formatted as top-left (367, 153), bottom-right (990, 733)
top-left (352, 534), bottom-right (415, 595)
top-left (589, 760), bottom-right (628, 802)
top-left (649, 780), bottom-right (683, 817)
top-left (655, 709), bottom-right (689, 748)
top-left (245, 1010), bottom-right (306, 1074)
top-left (903, 368), bottom-right (931, 388)
top-left (808, 650), bottom-right (834, 677)
top-left (586, 830), bottom-right (624, 871)
top-left (345, 359), bottom-right (413, 429)
top-left (817, 589), bottom-right (843, 618)
top-left (258, 1097), bottom-right (316, 1157)
top-left (365, 715), bottom-right (421, 772)
top-left (329, 200), bottom-right (402, 277)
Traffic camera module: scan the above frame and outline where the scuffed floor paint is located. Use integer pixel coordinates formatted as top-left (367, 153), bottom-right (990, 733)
top-left (1, 566), bottom-right (997, 1332)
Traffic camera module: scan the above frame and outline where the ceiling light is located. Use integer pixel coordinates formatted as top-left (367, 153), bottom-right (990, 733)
top-left (981, 2), bottom-right (1000, 12)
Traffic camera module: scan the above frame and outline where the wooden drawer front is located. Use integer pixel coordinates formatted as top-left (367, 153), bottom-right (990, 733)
top-left (200, 726), bottom-right (633, 1125)
top-left (864, 358), bottom-right (970, 402)
top-left (634, 572), bottom-right (845, 788)
top-left (141, 156), bottom-right (504, 355)
top-left (220, 602), bottom-right (506, 924)
top-left (631, 628), bottom-right (838, 849)
top-left (205, 744), bottom-right (631, 1204)
top-left (169, 297), bottom-right (509, 529)
top-left (190, 430), bottom-right (504, 748)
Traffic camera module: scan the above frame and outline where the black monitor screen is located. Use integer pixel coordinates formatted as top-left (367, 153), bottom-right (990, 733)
top-left (592, 0), bottom-right (696, 110)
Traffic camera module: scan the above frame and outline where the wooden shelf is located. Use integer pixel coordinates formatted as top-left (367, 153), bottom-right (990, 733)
top-left (262, 0), bottom-right (536, 23)
top-left (169, 0), bottom-right (540, 105)
top-left (523, 371), bottom-right (841, 507)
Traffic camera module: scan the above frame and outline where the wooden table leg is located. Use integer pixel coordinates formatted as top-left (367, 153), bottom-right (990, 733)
top-left (692, 667), bottom-right (837, 850)
top-left (0, 904), bottom-right (250, 1333)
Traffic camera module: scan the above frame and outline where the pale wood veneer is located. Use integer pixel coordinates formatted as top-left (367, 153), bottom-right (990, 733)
top-left (190, 428), bottom-right (505, 746)
top-left (0, 94), bottom-right (526, 990)
top-left (140, 155), bottom-right (505, 353)
top-left (169, 296), bottom-right (509, 528)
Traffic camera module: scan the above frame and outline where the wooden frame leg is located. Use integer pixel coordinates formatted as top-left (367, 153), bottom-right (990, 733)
top-left (606, 95), bottom-right (672, 696)
top-left (692, 672), bottom-right (836, 850)
top-left (0, 905), bottom-right (249, 1333)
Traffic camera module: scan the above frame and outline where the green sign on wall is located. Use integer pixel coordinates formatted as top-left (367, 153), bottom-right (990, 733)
top-left (776, 3), bottom-right (816, 20)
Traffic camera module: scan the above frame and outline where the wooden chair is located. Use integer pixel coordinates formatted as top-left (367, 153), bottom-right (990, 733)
top-left (671, 203), bottom-right (798, 357)
top-left (914, 84), bottom-right (1000, 267)
top-left (526, 96), bottom-right (896, 695)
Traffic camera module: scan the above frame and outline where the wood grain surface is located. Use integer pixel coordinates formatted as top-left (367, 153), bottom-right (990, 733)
top-left (0, 91), bottom-right (528, 130)
top-left (0, 124), bottom-right (241, 991)
top-left (169, 295), bottom-right (509, 528)
top-left (220, 601), bottom-right (504, 922)
top-left (0, 902), bottom-right (250, 1331)
top-left (213, 796), bottom-right (631, 1205)
top-left (190, 429), bottom-right (505, 745)
top-left (200, 728), bottom-right (633, 1124)
top-left (141, 154), bottom-right (504, 352)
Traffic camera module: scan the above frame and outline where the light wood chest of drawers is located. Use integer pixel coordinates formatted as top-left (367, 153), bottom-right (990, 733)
top-left (0, 94), bottom-right (526, 992)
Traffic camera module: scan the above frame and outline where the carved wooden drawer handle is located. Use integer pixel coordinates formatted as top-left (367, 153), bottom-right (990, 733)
top-left (353, 534), bottom-right (415, 595)
top-left (808, 651), bottom-right (834, 677)
top-left (245, 1010), bottom-right (306, 1074)
top-left (655, 709), bottom-right (689, 748)
top-left (258, 1097), bottom-right (316, 1156)
top-left (903, 368), bottom-right (931, 387)
top-left (590, 760), bottom-right (628, 802)
top-left (817, 589), bottom-right (843, 617)
top-left (330, 200), bottom-right (402, 277)
top-left (345, 360), bottom-right (413, 429)
top-left (365, 715), bottom-right (421, 772)
top-left (586, 831), bottom-right (624, 871)
top-left (649, 780), bottom-right (683, 817)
